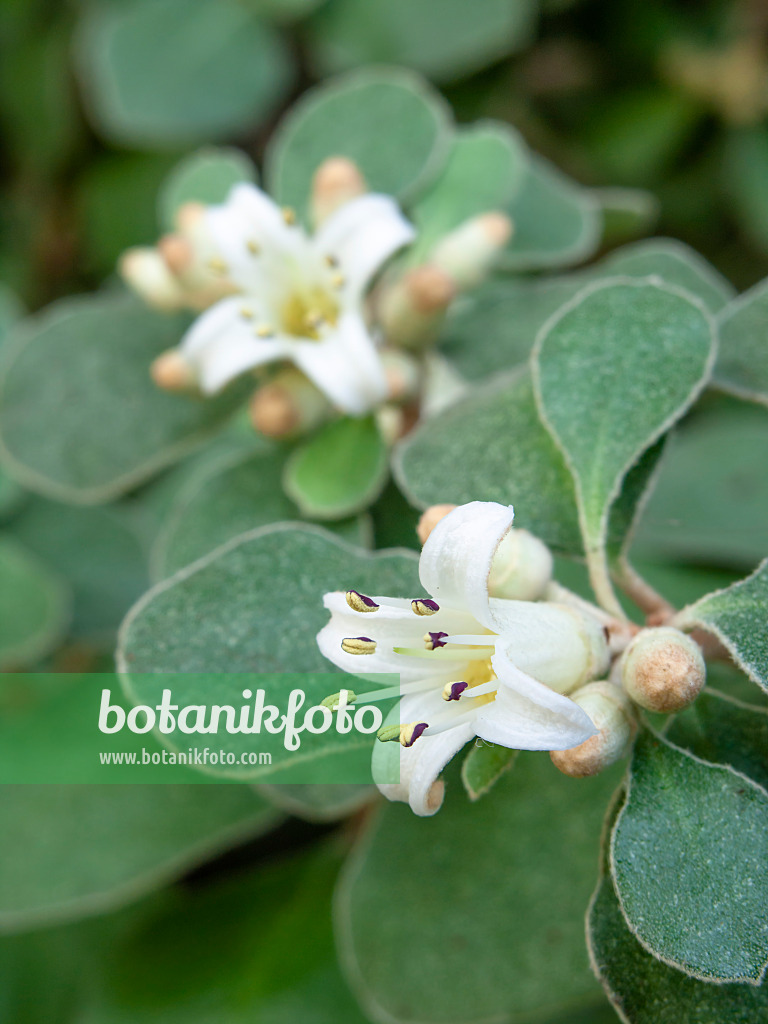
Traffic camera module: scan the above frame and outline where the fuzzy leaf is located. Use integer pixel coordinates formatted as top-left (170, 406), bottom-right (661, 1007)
top-left (0, 294), bottom-right (245, 503)
top-left (0, 780), bottom-right (277, 931)
top-left (676, 560), bottom-right (768, 695)
top-left (0, 538), bottom-right (69, 669)
top-left (461, 740), bottom-right (518, 801)
top-left (117, 524), bottom-right (420, 780)
top-left (284, 416), bottom-right (389, 520)
top-left (265, 67), bottom-right (452, 221)
top-left (715, 279), bottom-right (768, 406)
top-left (610, 730), bottom-right (768, 983)
top-left (336, 753), bottom-right (622, 1024)
top-left (533, 277), bottom-right (715, 610)
top-left (74, 0), bottom-right (293, 148)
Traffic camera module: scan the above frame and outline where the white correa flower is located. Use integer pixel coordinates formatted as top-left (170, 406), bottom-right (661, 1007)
top-left (317, 501), bottom-right (609, 815)
top-left (172, 183), bottom-right (415, 414)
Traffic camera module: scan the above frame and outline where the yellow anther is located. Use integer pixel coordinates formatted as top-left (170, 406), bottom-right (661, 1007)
top-left (282, 207), bottom-right (297, 225)
top-left (246, 239), bottom-right (260, 255)
top-left (341, 637), bottom-right (377, 655)
top-left (207, 257), bottom-right (228, 275)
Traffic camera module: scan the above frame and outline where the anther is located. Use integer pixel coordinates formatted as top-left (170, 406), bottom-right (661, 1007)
top-left (424, 631), bottom-right (448, 650)
top-left (411, 598), bottom-right (439, 616)
top-left (240, 307), bottom-right (254, 320)
top-left (324, 254), bottom-right (339, 268)
top-left (346, 591), bottom-right (380, 613)
top-left (321, 689), bottom-right (357, 711)
top-left (282, 207), bottom-right (297, 225)
top-left (341, 637), bottom-right (377, 655)
top-left (331, 272), bottom-right (346, 289)
top-left (255, 324), bottom-right (274, 339)
top-left (377, 722), bottom-right (429, 746)
top-left (207, 257), bottom-right (228, 275)
top-left (246, 239), bottom-right (260, 255)
top-left (442, 681), bottom-right (468, 702)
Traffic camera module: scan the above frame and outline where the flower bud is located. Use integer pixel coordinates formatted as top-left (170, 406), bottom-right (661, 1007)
top-left (550, 682), bottom-right (634, 777)
top-left (150, 349), bottom-right (197, 391)
top-left (377, 265), bottom-right (456, 349)
top-left (619, 627), bottom-right (705, 712)
top-left (248, 369), bottom-right (331, 439)
top-left (119, 249), bottom-right (185, 312)
top-left (310, 157), bottom-right (367, 226)
top-left (430, 212), bottom-right (513, 290)
top-left (380, 348), bottom-right (421, 403)
top-left (417, 504), bottom-right (457, 545)
top-left (157, 233), bottom-right (193, 275)
top-left (487, 528), bottom-right (553, 601)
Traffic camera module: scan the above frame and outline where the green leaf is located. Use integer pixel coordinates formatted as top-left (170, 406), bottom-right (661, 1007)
top-left (409, 121), bottom-right (528, 258)
top-left (605, 438), bottom-right (666, 565)
top-left (77, 845), bottom-right (372, 1024)
top-left (599, 238), bottom-right (735, 314)
top-left (0, 468), bottom-right (24, 522)
top-left (306, 0), bottom-right (536, 82)
top-left (151, 440), bottom-right (371, 578)
top-left (0, 537), bottom-right (69, 669)
top-left (265, 66), bottom-right (452, 220)
top-left (117, 524), bottom-right (420, 779)
top-left (610, 730), bottom-right (768, 983)
top-left (257, 783), bottom-right (374, 821)
top-left (533, 278), bottom-right (715, 611)
top-left (158, 148), bottom-right (258, 232)
top-left (676, 560), bottom-right (768, 695)
top-left (594, 187), bottom-right (660, 247)
top-left (336, 753), bottom-right (622, 1024)
top-left (74, 0), bottom-right (294, 148)
top-left (0, 283), bottom-right (24, 347)
top-left (393, 369), bottom-right (583, 554)
top-left (461, 740), bottom-right (517, 801)
top-left (501, 155), bottom-right (602, 271)
top-left (715, 278), bottom-right (768, 406)
top-left (588, 865), bottom-right (768, 1024)
top-left (666, 689), bottom-right (768, 792)
top-left (0, 781), bottom-right (278, 930)
top-left (724, 125), bottom-right (768, 255)
top-left (284, 416), bottom-right (389, 520)
top-left (0, 294), bottom-right (246, 503)
top-left (9, 497), bottom-right (149, 643)
top-left (438, 276), bottom-right (580, 382)
top-left (632, 401), bottom-right (768, 570)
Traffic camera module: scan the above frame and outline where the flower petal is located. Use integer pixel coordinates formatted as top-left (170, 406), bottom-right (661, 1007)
top-left (372, 689), bottom-right (475, 816)
top-left (179, 297), bottom-right (290, 393)
top-left (314, 194), bottom-right (415, 298)
top-left (419, 501), bottom-right (514, 629)
top-left (483, 651), bottom-right (597, 750)
top-left (291, 312), bottom-right (388, 414)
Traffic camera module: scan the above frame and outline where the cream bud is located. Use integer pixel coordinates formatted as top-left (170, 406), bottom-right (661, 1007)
top-left (430, 212), bottom-right (513, 290)
top-left (416, 504), bottom-right (457, 545)
top-left (619, 627), bottom-right (706, 712)
top-left (487, 528), bottom-right (553, 601)
top-left (550, 681), bottom-right (634, 777)
top-left (150, 349), bottom-right (197, 391)
top-left (377, 265), bottom-right (456, 348)
top-left (311, 157), bottom-right (367, 226)
top-left (248, 369), bottom-right (331, 439)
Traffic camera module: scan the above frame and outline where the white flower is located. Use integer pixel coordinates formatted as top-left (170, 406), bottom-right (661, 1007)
top-left (317, 501), bottom-right (609, 815)
top-left (172, 183), bottom-right (415, 415)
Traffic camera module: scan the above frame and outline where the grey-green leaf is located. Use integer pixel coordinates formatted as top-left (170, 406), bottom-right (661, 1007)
top-left (306, 0), bottom-right (536, 82)
top-left (533, 277), bottom-right (715, 610)
top-left (74, 0), bottom-right (294, 148)
top-left (265, 66), bottom-right (452, 220)
top-left (501, 155), bottom-right (602, 271)
top-left (283, 415), bottom-right (389, 520)
top-left (336, 754), bottom-right (622, 1024)
top-left (461, 740), bottom-right (518, 801)
top-left (158, 148), bottom-right (258, 232)
top-left (0, 782), bottom-right (278, 931)
top-left (610, 730), bottom-right (768, 983)
top-left (0, 294), bottom-right (245, 503)
top-left (676, 560), bottom-right (768, 695)
top-left (0, 537), bottom-right (69, 670)
top-left (393, 369), bottom-right (583, 555)
top-left (117, 524), bottom-right (420, 780)
top-left (715, 278), bottom-right (768, 406)
top-left (588, 866), bottom-right (768, 1024)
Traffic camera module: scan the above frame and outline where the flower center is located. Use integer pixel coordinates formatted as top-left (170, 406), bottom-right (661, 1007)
top-left (280, 286), bottom-right (339, 340)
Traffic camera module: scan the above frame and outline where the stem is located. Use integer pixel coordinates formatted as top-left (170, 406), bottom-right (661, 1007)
top-left (612, 557), bottom-right (675, 625)
top-left (586, 546), bottom-right (626, 620)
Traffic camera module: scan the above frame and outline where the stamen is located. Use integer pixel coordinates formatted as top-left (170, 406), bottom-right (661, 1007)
top-left (442, 681), bottom-right (468, 702)
top-left (346, 590), bottom-right (379, 613)
top-left (424, 631), bottom-right (448, 650)
top-left (207, 257), bottom-right (228, 275)
top-left (442, 634), bottom-right (499, 646)
top-left (246, 239), bottom-right (260, 255)
top-left (240, 307), bottom-right (254, 320)
top-left (331, 272), bottom-right (346, 289)
top-left (282, 207), bottom-right (297, 225)
top-left (305, 310), bottom-right (325, 331)
top-left (411, 598), bottom-right (439, 617)
top-left (321, 689), bottom-right (357, 710)
top-left (324, 254), bottom-right (339, 268)
top-left (393, 646), bottom-right (496, 661)
top-left (341, 636), bottom-right (377, 655)
top-left (378, 722), bottom-right (429, 747)
top-left (255, 324), bottom-right (274, 339)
